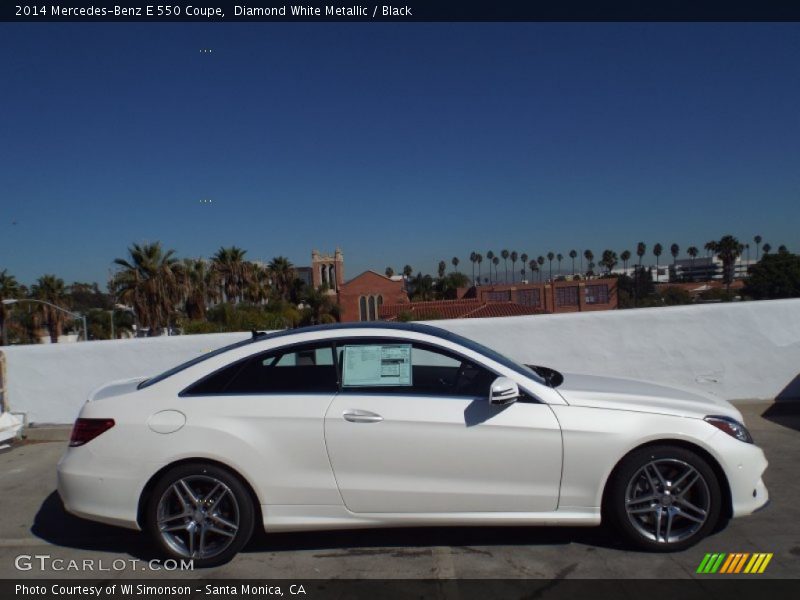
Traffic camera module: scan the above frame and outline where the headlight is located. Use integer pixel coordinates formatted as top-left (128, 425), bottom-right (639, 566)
top-left (704, 415), bottom-right (753, 444)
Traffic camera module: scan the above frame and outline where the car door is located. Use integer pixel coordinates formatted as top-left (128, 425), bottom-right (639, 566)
top-left (324, 339), bottom-right (563, 514)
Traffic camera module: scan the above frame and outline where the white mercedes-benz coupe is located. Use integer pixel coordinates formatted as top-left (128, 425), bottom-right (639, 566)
top-left (58, 322), bottom-right (768, 566)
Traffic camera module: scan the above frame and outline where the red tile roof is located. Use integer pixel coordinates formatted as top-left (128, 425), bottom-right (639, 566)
top-left (380, 299), bottom-right (543, 321)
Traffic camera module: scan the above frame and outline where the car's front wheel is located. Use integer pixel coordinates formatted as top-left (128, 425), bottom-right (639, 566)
top-left (145, 462), bottom-right (255, 567)
top-left (606, 445), bottom-right (722, 551)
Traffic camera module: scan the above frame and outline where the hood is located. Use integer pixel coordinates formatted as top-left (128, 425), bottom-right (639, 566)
top-left (556, 372), bottom-right (742, 421)
top-left (89, 376), bottom-right (148, 402)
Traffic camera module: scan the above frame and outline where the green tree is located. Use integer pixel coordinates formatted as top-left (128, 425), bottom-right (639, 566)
top-left (636, 242), bottom-right (646, 270)
top-left (600, 250), bottom-right (618, 274)
top-left (469, 252), bottom-right (477, 283)
top-left (754, 235), bottom-right (762, 261)
top-left (556, 253), bottom-right (563, 276)
top-left (438, 260), bottom-right (447, 279)
top-left (620, 250), bottom-right (631, 272)
top-left (403, 265), bottom-right (413, 279)
top-left (529, 260), bottom-right (540, 282)
top-left (492, 256), bottom-right (500, 282)
top-left (268, 256), bottom-right (294, 302)
top-left (212, 246), bottom-right (251, 304)
top-left (547, 252), bottom-right (555, 282)
top-left (486, 251), bottom-right (495, 283)
top-left (451, 256), bottom-right (460, 273)
top-left (569, 249), bottom-right (577, 276)
top-left (744, 248), bottom-right (800, 299)
top-left (475, 253), bottom-right (483, 284)
top-left (385, 266), bottom-right (394, 278)
top-left (520, 253), bottom-right (528, 281)
top-left (31, 274), bottom-right (70, 343)
top-left (510, 251), bottom-right (518, 283)
top-left (687, 246), bottom-right (699, 281)
top-left (501, 249), bottom-right (510, 283)
top-left (182, 259), bottom-right (214, 321)
top-left (583, 250), bottom-right (593, 278)
top-left (705, 235), bottom-right (743, 293)
top-left (0, 269), bottom-right (21, 345)
top-left (653, 243), bottom-right (663, 280)
top-left (112, 241), bottom-right (182, 336)
top-left (763, 243), bottom-right (772, 255)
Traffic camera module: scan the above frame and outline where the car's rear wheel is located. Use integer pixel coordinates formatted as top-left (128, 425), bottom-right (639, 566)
top-left (606, 445), bottom-right (722, 551)
top-left (146, 463), bottom-right (255, 567)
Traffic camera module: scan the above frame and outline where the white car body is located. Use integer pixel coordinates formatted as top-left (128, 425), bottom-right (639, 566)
top-left (57, 323), bottom-right (768, 542)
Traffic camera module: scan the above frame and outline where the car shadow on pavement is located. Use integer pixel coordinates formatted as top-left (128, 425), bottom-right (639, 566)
top-left (33, 490), bottom-right (630, 559)
top-left (31, 491), bottom-right (161, 561)
top-left (242, 522), bottom-right (628, 555)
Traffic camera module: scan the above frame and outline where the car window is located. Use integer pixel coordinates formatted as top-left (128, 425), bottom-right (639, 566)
top-left (338, 340), bottom-right (495, 398)
top-left (183, 343), bottom-right (337, 395)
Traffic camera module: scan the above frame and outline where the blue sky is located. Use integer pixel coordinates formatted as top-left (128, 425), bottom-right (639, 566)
top-left (1, 23), bottom-right (799, 286)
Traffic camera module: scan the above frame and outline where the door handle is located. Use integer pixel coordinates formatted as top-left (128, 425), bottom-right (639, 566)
top-left (343, 410), bottom-right (384, 423)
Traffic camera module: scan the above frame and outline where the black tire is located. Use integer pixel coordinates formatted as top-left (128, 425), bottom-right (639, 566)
top-left (145, 462), bottom-right (255, 567)
top-left (605, 445), bottom-right (722, 552)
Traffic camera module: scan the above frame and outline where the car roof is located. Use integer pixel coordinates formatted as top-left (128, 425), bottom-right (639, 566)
top-left (254, 321), bottom-right (453, 342)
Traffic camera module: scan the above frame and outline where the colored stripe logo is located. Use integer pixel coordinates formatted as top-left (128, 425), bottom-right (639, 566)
top-left (697, 553), bottom-right (773, 574)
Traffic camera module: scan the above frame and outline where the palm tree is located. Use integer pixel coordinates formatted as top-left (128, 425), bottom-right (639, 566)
top-left (547, 252), bottom-right (555, 282)
top-left (501, 249), bottom-right (510, 283)
top-left (620, 250), bottom-right (631, 272)
top-left (182, 259), bottom-right (214, 320)
top-left (636, 242), bottom-right (646, 271)
top-left (112, 242), bottom-right (182, 336)
top-left (268, 256), bottom-right (294, 302)
top-left (402, 265), bottom-right (413, 279)
top-left (583, 250), bottom-right (594, 278)
top-left (754, 235), bottom-right (762, 261)
top-left (385, 266), bottom-right (394, 278)
top-left (510, 251), bottom-right (518, 283)
top-left (763, 243), bottom-right (771, 256)
top-left (706, 235), bottom-right (743, 293)
top-left (600, 250), bottom-right (618, 274)
top-left (451, 256), bottom-right (460, 273)
top-left (687, 246), bottom-right (699, 281)
top-left (569, 250), bottom-right (577, 276)
top-left (556, 253), bottom-right (563, 277)
top-left (492, 256), bottom-right (500, 282)
top-left (469, 252), bottom-right (477, 283)
top-left (476, 254), bottom-right (483, 285)
top-left (212, 246), bottom-right (251, 304)
top-left (438, 261), bottom-right (447, 279)
top-left (670, 243), bottom-right (680, 265)
top-left (0, 269), bottom-right (20, 345)
top-left (520, 253), bottom-right (528, 281)
top-left (486, 251), bottom-right (495, 283)
top-left (529, 260), bottom-right (539, 283)
top-left (537, 256), bottom-right (545, 282)
top-left (653, 243), bottom-right (663, 281)
top-left (31, 275), bottom-right (71, 343)
top-left (744, 243), bottom-right (750, 265)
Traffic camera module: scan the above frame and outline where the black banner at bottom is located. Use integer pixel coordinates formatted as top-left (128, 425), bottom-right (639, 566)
top-left (3, 579), bottom-right (800, 600)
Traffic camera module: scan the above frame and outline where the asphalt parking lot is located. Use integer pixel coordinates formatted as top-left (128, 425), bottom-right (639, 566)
top-left (1, 403), bottom-right (798, 580)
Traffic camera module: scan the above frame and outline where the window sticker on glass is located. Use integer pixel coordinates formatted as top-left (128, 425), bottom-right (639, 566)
top-left (342, 344), bottom-right (413, 387)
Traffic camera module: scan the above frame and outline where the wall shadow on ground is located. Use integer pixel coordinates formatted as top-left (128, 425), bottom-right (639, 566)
top-left (761, 373), bottom-right (800, 432)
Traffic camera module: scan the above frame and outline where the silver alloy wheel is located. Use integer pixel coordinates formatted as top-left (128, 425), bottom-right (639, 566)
top-left (156, 475), bottom-right (240, 559)
top-left (624, 458), bottom-right (711, 544)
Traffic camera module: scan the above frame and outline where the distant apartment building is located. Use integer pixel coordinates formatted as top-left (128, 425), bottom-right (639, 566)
top-left (611, 256), bottom-right (756, 283)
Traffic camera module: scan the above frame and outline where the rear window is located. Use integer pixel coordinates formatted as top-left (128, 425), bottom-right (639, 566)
top-left (137, 337), bottom-right (256, 389)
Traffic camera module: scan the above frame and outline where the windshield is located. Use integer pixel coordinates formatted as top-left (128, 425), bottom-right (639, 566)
top-left (435, 329), bottom-right (546, 386)
top-left (137, 337), bottom-right (257, 389)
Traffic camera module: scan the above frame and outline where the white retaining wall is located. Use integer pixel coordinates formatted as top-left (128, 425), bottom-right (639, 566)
top-left (3, 299), bottom-right (799, 424)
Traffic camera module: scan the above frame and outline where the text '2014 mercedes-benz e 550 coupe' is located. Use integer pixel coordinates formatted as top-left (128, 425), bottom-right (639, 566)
top-left (57, 322), bottom-right (768, 566)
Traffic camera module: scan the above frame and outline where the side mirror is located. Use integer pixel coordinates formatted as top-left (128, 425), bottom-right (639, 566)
top-left (489, 376), bottom-right (519, 405)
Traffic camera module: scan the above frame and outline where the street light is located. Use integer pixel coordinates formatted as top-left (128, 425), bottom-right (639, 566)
top-left (1, 298), bottom-right (88, 343)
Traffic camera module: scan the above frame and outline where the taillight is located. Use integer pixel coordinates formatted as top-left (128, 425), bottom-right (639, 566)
top-left (69, 418), bottom-right (115, 447)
